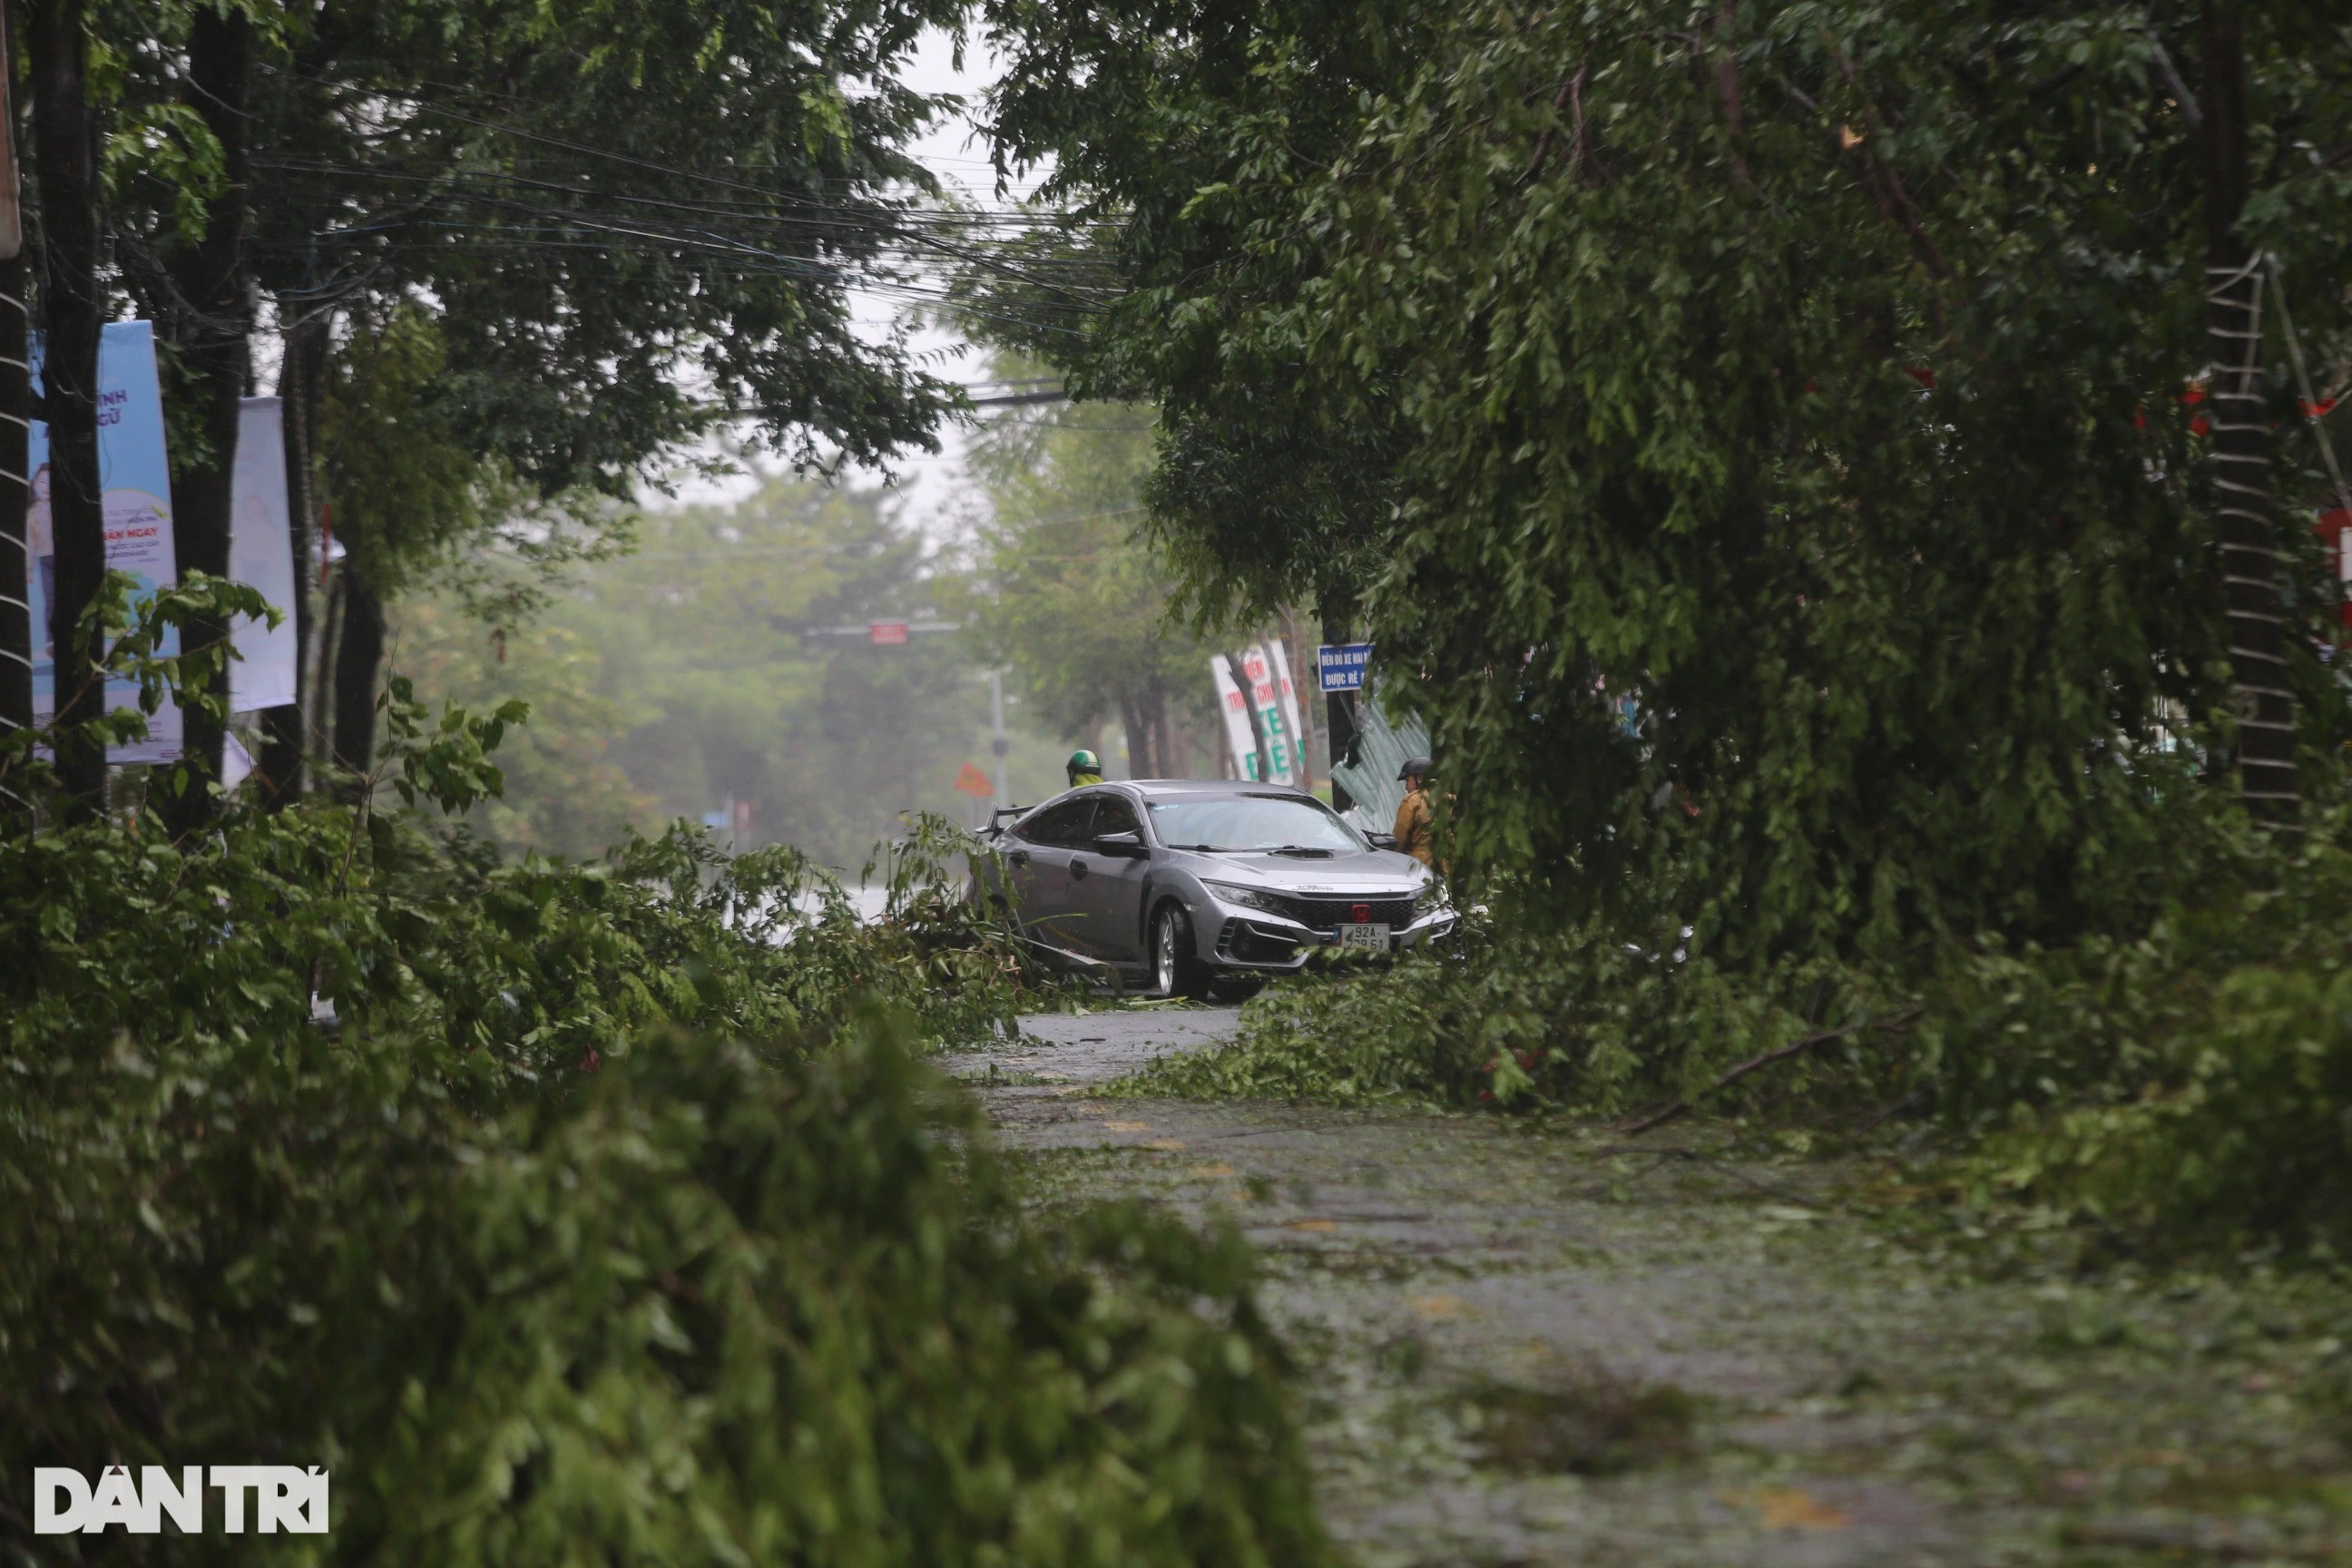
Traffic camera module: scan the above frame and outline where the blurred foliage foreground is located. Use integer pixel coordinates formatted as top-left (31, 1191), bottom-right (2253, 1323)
top-left (0, 589), bottom-right (1333, 1566)
top-left (1136, 810), bottom-right (2352, 1269)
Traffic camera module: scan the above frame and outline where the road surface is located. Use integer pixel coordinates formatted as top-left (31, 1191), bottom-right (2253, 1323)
top-left (960, 1005), bottom-right (2352, 1567)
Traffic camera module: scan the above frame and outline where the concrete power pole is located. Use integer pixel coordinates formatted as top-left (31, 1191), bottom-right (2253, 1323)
top-left (0, 7), bottom-right (28, 817)
top-left (989, 667), bottom-right (1008, 805)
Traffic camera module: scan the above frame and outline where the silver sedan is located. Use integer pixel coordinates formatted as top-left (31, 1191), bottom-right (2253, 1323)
top-left (975, 779), bottom-right (1456, 997)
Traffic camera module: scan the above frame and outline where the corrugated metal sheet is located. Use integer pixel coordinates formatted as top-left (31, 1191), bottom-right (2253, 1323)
top-left (1328, 682), bottom-right (1429, 834)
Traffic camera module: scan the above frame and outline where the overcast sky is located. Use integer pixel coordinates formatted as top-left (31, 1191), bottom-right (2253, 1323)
top-left (660, 26), bottom-right (1052, 552)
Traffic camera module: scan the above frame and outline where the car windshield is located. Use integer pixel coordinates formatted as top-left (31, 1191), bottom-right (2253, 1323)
top-left (1147, 794), bottom-right (1365, 853)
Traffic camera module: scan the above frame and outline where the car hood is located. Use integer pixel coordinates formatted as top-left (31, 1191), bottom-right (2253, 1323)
top-left (1170, 848), bottom-right (1428, 890)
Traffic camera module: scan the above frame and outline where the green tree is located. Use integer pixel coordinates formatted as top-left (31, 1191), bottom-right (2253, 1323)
top-left (1, 655), bottom-right (1335, 1562)
top-left (71, 0), bottom-right (973, 818)
top-left (956, 383), bottom-right (1219, 779)
top-left (393, 475), bottom-right (1057, 864)
top-left (307, 308), bottom-right (636, 798)
top-left (380, 586), bottom-right (652, 858)
top-left (965, 0), bottom-right (1436, 632)
top-left (978, 0), bottom-right (2352, 963)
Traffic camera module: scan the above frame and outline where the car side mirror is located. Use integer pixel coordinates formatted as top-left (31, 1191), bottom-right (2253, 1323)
top-left (1367, 832), bottom-right (1398, 850)
top-left (1093, 830), bottom-right (1147, 858)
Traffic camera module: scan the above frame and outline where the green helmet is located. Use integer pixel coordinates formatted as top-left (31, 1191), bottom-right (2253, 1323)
top-left (1066, 749), bottom-right (1102, 782)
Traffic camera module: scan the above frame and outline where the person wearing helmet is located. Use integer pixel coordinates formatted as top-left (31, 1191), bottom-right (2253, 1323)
top-left (1066, 749), bottom-right (1104, 789)
top-left (1392, 754), bottom-right (1436, 867)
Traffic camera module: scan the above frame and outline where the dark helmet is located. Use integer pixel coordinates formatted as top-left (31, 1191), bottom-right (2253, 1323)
top-left (1398, 754), bottom-right (1433, 782)
top-left (1066, 748), bottom-right (1102, 781)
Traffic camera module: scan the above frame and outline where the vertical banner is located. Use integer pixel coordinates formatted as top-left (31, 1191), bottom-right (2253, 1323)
top-left (1209, 655), bottom-right (1261, 780)
top-left (27, 320), bottom-right (180, 760)
top-left (1240, 643), bottom-right (1297, 785)
top-left (1264, 634), bottom-right (1307, 783)
top-left (228, 397), bottom-right (298, 711)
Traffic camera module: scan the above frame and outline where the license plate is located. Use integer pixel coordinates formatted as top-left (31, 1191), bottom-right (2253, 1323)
top-left (1336, 922), bottom-right (1390, 952)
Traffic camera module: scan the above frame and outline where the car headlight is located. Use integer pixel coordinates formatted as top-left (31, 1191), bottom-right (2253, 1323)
top-left (1414, 880), bottom-right (1449, 914)
top-left (1201, 880), bottom-right (1283, 914)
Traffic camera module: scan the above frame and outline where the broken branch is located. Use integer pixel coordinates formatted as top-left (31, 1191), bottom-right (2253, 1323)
top-left (1617, 1007), bottom-right (1924, 1137)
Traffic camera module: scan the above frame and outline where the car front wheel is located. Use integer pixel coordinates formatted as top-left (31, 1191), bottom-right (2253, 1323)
top-left (1152, 902), bottom-right (1210, 1000)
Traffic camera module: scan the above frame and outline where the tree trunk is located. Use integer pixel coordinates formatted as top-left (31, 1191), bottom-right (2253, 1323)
top-left (158, 5), bottom-right (254, 835)
top-left (331, 565), bottom-right (383, 799)
top-left (311, 558), bottom-right (341, 764)
top-left (261, 302), bottom-right (326, 805)
top-left (29, 0), bottom-right (103, 819)
top-left (2203, 0), bottom-right (2294, 825)
top-left (1279, 610), bottom-right (1316, 794)
top-left (1136, 678), bottom-right (1171, 781)
top-left (1116, 696), bottom-right (1149, 779)
top-left (1157, 693), bottom-right (1181, 783)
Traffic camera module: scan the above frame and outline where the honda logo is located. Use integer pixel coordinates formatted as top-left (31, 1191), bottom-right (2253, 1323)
top-left (1351, 903), bottom-right (1371, 923)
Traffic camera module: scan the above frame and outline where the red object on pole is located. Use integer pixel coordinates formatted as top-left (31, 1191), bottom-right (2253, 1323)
top-left (953, 760), bottom-right (993, 798)
top-left (868, 620), bottom-right (908, 646)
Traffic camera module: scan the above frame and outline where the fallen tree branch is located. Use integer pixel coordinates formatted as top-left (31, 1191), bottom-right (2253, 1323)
top-left (1616, 1007), bottom-right (1925, 1137)
top-left (1517, 66), bottom-right (1587, 187)
top-left (1852, 1083), bottom-right (1933, 1135)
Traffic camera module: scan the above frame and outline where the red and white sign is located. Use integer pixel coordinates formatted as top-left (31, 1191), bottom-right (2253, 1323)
top-left (1240, 644), bottom-right (1297, 784)
top-left (868, 620), bottom-right (910, 646)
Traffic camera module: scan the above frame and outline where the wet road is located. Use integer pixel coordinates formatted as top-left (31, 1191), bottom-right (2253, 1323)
top-left (958, 1005), bottom-right (2352, 1567)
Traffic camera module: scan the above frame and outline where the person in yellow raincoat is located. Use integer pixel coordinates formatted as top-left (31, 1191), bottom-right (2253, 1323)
top-left (1065, 749), bottom-right (1103, 788)
top-left (1391, 754), bottom-right (1437, 868)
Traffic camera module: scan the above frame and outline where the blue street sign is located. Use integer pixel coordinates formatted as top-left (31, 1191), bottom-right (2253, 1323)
top-left (1318, 642), bottom-right (1373, 692)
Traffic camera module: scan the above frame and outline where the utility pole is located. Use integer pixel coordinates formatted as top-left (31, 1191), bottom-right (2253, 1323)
top-left (2202, 0), bottom-right (2293, 828)
top-left (260, 291), bottom-right (326, 806)
top-left (32, 0), bottom-right (108, 819)
top-left (989, 667), bottom-right (1008, 804)
top-left (0, 3), bottom-right (28, 817)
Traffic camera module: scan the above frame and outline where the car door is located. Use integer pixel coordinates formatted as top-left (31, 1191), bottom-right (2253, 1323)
top-left (1004, 796), bottom-right (1095, 953)
top-left (1065, 792), bottom-right (1150, 964)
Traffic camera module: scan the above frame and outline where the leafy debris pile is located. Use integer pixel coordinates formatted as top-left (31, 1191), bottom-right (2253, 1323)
top-left (1131, 811), bottom-right (2352, 1259)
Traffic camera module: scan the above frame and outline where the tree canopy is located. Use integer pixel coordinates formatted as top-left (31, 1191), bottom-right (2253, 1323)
top-left (55, 0), bottom-right (986, 813)
top-left (952, 370), bottom-right (1220, 780)
top-left (231, 0), bottom-right (968, 490)
top-left (976, 0), bottom-right (2352, 962)
top-left (395, 475), bottom-right (1083, 862)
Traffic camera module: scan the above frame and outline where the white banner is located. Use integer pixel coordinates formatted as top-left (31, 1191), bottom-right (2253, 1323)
top-left (228, 397), bottom-right (299, 712)
top-left (27, 320), bottom-right (181, 761)
top-left (1210, 655), bottom-right (1261, 780)
top-left (220, 729), bottom-right (255, 791)
top-left (1240, 643), bottom-right (1297, 784)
